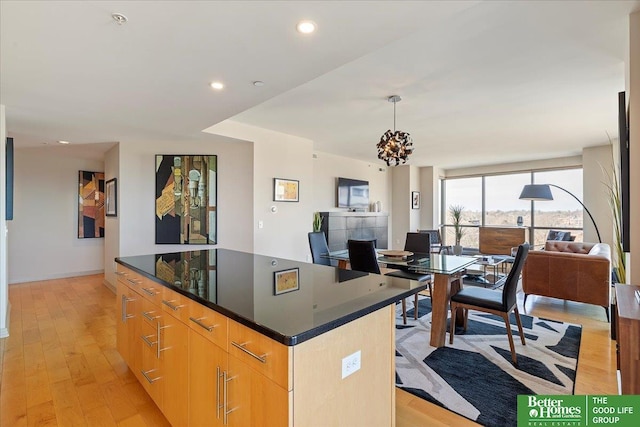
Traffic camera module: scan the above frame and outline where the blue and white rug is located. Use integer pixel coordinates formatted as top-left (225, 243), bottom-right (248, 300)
top-left (395, 297), bottom-right (581, 427)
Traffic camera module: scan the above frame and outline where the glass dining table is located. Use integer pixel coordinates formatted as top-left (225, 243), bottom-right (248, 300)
top-left (324, 250), bottom-right (477, 348)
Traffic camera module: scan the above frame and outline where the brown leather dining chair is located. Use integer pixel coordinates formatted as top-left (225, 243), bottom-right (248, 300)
top-left (449, 243), bottom-right (530, 365)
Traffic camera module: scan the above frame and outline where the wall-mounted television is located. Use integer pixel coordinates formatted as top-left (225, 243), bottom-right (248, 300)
top-left (337, 177), bottom-right (369, 210)
top-left (618, 91), bottom-right (630, 252)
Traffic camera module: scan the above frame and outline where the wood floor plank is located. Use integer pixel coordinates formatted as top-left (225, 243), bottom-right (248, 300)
top-left (0, 274), bottom-right (618, 427)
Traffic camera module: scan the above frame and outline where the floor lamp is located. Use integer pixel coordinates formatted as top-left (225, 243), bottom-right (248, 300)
top-left (519, 184), bottom-right (602, 243)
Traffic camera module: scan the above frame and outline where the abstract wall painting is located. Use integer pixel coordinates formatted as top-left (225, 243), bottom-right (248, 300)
top-left (78, 170), bottom-right (105, 238)
top-left (155, 155), bottom-right (217, 244)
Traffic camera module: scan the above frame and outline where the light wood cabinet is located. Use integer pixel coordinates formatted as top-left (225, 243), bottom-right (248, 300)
top-left (227, 353), bottom-right (289, 427)
top-left (159, 310), bottom-right (189, 427)
top-left (116, 263), bottom-right (396, 427)
top-left (615, 284), bottom-right (640, 394)
top-left (116, 281), bottom-right (140, 377)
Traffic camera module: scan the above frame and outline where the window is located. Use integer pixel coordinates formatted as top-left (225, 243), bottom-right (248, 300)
top-left (442, 168), bottom-right (583, 249)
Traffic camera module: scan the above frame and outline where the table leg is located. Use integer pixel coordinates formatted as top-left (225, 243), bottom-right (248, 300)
top-left (430, 272), bottom-right (463, 348)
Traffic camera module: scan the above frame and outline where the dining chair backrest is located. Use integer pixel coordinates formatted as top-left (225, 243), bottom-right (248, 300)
top-left (347, 239), bottom-right (381, 274)
top-left (404, 232), bottom-right (430, 254)
top-left (502, 243), bottom-right (530, 309)
top-left (308, 231), bottom-right (332, 266)
top-left (417, 229), bottom-right (442, 245)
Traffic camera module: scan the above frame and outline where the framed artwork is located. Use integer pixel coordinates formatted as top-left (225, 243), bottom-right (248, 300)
top-left (155, 155), bottom-right (217, 244)
top-left (273, 178), bottom-right (299, 202)
top-left (412, 191), bottom-right (420, 209)
top-left (274, 268), bottom-right (300, 295)
top-left (105, 178), bottom-right (117, 217)
top-left (78, 170), bottom-right (105, 238)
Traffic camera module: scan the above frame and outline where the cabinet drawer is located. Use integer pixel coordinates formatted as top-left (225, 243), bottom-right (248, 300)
top-left (140, 298), bottom-right (161, 328)
top-left (188, 303), bottom-right (228, 350)
top-left (161, 287), bottom-right (190, 324)
top-left (138, 277), bottom-right (162, 305)
top-left (228, 320), bottom-right (290, 389)
top-left (115, 265), bottom-right (145, 292)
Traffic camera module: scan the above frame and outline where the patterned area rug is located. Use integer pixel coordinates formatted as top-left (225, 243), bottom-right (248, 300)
top-left (395, 296), bottom-right (582, 427)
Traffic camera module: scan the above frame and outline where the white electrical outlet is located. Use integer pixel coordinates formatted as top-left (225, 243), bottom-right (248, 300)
top-left (341, 350), bottom-right (361, 379)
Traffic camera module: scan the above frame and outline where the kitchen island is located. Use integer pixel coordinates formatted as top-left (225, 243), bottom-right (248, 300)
top-left (115, 249), bottom-right (425, 427)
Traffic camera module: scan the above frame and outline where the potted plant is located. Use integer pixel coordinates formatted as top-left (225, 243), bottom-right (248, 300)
top-left (449, 205), bottom-right (465, 255)
top-left (313, 212), bottom-right (323, 232)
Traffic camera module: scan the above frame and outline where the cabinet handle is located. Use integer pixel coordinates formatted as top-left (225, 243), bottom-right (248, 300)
top-left (231, 341), bottom-right (267, 364)
top-left (142, 311), bottom-right (159, 322)
top-left (126, 277), bottom-right (141, 286)
top-left (223, 371), bottom-right (237, 425)
top-left (115, 271), bottom-right (127, 276)
top-left (121, 295), bottom-right (135, 322)
top-left (162, 299), bottom-right (184, 311)
top-left (189, 316), bottom-right (217, 332)
top-left (141, 369), bottom-right (161, 384)
top-left (156, 321), bottom-right (162, 359)
top-left (141, 334), bottom-right (157, 348)
top-left (141, 287), bottom-right (156, 296)
top-left (216, 366), bottom-right (223, 419)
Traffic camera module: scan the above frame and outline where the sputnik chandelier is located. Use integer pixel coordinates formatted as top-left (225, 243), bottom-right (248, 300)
top-left (376, 95), bottom-right (413, 166)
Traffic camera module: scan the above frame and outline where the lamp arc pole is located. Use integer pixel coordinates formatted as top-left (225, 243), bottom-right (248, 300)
top-left (548, 184), bottom-right (602, 243)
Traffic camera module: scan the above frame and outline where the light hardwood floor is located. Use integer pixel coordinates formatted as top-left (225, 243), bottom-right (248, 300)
top-left (0, 275), bottom-right (617, 426)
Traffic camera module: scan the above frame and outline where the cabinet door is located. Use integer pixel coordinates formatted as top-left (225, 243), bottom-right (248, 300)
top-left (227, 354), bottom-right (289, 427)
top-left (159, 312), bottom-right (189, 427)
top-left (139, 319), bottom-right (162, 405)
top-left (116, 281), bottom-right (140, 373)
top-left (189, 329), bottom-right (227, 426)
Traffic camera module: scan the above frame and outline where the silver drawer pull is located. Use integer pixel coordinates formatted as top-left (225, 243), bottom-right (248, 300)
top-left (231, 341), bottom-right (267, 363)
top-left (126, 277), bottom-right (141, 285)
top-left (115, 271), bottom-right (127, 276)
top-left (142, 311), bottom-right (159, 321)
top-left (189, 317), bottom-right (217, 332)
top-left (141, 334), bottom-right (157, 348)
top-left (162, 299), bottom-right (184, 311)
top-left (141, 287), bottom-right (156, 296)
top-left (223, 371), bottom-right (237, 425)
top-left (141, 369), bottom-right (161, 384)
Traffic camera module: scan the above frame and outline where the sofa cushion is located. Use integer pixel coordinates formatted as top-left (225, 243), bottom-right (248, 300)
top-left (544, 241), bottom-right (595, 254)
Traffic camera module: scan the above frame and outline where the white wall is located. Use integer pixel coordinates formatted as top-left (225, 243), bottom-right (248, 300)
top-left (7, 146), bottom-right (105, 283)
top-left (629, 10), bottom-right (639, 283)
top-left (582, 145), bottom-right (614, 247)
top-left (0, 105), bottom-right (8, 337)
top-left (103, 144), bottom-right (119, 290)
top-left (419, 166), bottom-right (442, 230)
top-left (113, 135), bottom-right (254, 259)
top-left (391, 166), bottom-right (411, 249)
top-left (311, 151), bottom-right (390, 214)
top-left (205, 120), bottom-right (313, 262)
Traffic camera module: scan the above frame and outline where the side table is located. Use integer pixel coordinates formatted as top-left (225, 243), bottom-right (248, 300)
top-left (615, 283), bottom-right (640, 394)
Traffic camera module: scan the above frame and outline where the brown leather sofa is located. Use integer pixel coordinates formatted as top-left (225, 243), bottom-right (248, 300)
top-left (522, 241), bottom-right (611, 321)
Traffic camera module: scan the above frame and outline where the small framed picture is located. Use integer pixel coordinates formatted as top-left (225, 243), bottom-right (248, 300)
top-left (105, 178), bottom-right (118, 217)
top-left (274, 268), bottom-right (300, 295)
top-left (412, 191), bottom-right (420, 209)
top-left (274, 178), bottom-right (299, 202)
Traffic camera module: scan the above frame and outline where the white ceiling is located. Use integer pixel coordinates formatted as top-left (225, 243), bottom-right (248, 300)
top-left (1, 1), bottom-right (638, 168)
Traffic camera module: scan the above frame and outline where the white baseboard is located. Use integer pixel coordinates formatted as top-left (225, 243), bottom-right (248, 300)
top-left (9, 269), bottom-right (104, 285)
top-left (0, 302), bottom-right (10, 338)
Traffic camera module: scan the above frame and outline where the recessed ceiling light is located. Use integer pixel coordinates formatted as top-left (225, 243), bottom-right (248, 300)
top-left (58, 140), bottom-right (70, 145)
top-left (111, 13), bottom-right (128, 25)
top-left (253, 81), bottom-right (264, 87)
top-left (296, 20), bottom-right (316, 34)
top-left (210, 81), bottom-right (224, 90)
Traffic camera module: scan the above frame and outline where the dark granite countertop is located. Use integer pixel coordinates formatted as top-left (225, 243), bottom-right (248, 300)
top-left (115, 248), bottom-right (425, 346)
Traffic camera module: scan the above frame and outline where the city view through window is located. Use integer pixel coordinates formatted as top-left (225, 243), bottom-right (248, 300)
top-left (441, 168), bottom-right (584, 249)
